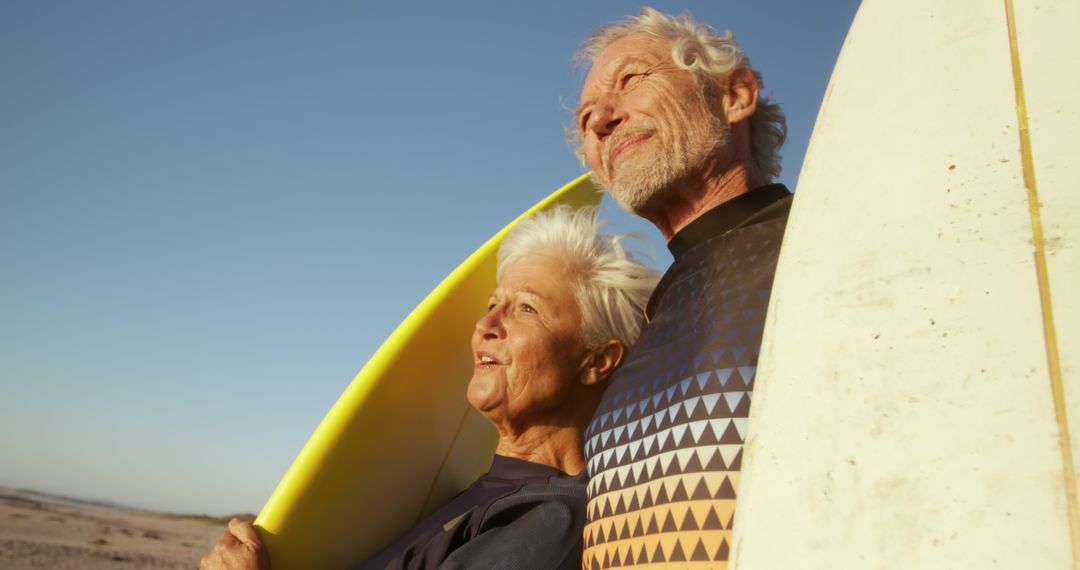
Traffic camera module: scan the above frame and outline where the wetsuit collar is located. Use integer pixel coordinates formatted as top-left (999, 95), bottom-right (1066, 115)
top-left (666, 184), bottom-right (791, 259)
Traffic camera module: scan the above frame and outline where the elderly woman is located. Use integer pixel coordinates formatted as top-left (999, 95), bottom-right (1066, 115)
top-left (202, 206), bottom-right (659, 570)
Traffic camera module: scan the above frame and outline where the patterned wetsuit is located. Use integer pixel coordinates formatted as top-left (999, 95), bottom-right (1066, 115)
top-left (581, 185), bottom-right (792, 569)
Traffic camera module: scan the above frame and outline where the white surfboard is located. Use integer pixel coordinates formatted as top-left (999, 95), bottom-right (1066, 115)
top-left (734, 0), bottom-right (1078, 568)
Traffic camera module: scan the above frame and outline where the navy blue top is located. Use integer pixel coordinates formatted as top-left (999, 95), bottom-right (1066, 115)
top-left (357, 455), bottom-right (588, 570)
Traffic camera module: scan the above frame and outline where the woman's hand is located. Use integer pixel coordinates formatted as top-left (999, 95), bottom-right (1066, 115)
top-left (199, 518), bottom-right (271, 570)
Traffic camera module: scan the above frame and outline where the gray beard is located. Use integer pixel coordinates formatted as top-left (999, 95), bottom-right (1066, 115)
top-left (597, 149), bottom-right (686, 214)
top-left (596, 122), bottom-right (730, 215)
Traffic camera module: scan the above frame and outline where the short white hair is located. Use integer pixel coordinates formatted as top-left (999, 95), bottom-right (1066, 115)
top-left (497, 205), bottom-right (660, 349)
top-left (572, 7), bottom-right (787, 182)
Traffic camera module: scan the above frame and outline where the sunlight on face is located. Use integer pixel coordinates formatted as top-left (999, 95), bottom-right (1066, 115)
top-left (467, 252), bottom-right (591, 430)
top-left (578, 34), bottom-right (731, 213)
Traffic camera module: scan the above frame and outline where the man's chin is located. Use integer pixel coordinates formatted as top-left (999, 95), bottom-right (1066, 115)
top-left (588, 167), bottom-right (667, 215)
top-left (610, 181), bottom-right (662, 214)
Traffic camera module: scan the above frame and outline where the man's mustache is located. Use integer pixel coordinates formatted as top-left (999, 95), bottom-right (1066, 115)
top-left (602, 125), bottom-right (658, 171)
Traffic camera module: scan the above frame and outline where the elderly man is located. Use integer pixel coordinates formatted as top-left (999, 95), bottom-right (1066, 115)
top-left (573, 8), bottom-right (791, 569)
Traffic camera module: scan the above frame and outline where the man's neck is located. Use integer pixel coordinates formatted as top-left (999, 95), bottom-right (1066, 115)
top-left (639, 163), bottom-right (760, 241)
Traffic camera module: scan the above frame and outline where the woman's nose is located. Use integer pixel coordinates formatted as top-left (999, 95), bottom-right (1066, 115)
top-left (475, 306), bottom-right (506, 339)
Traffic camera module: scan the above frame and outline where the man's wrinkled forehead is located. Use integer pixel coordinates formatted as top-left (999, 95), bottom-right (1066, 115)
top-left (579, 35), bottom-right (671, 103)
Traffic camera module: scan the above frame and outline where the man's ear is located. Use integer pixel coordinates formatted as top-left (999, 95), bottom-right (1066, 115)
top-left (582, 339), bottom-right (625, 386)
top-left (723, 67), bottom-right (759, 125)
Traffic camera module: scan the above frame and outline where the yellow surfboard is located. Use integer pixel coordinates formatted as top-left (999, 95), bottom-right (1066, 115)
top-left (255, 174), bottom-right (602, 569)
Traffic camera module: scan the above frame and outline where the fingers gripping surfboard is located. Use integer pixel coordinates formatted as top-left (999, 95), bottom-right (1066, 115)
top-left (734, 0), bottom-right (1079, 568)
top-left (255, 174), bottom-right (603, 569)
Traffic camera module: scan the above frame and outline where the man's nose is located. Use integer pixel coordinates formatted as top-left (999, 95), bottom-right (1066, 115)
top-left (587, 94), bottom-right (624, 139)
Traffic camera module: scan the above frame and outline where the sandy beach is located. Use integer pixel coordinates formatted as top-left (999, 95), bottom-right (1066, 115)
top-left (0, 487), bottom-right (239, 569)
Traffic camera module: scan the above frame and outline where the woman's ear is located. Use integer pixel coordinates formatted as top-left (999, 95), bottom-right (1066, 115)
top-left (582, 339), bottom-right (625, 386)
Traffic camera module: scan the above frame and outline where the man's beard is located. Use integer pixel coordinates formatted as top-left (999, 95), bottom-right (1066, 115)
top-left (595, 117), bottom-right (730, 215)
top-left (601, 138), bottom-right (684, 214)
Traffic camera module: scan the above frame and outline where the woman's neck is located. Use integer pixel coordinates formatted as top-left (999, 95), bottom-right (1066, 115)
top-left (494, 424), bottom-right (587, 476)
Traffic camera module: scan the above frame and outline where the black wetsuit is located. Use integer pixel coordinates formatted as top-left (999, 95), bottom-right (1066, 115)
top-left (581, 184), bottom-right (793, 569)
top-left (357, 455), bottom-right (587, 570)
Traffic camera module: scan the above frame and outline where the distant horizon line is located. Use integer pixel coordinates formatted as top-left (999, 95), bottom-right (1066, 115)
top-left (0, 484), bottom-right (256, 523)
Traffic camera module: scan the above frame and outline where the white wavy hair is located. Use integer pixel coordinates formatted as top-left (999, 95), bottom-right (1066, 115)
top-left (497, 205), bottom-right (660, 349)
top-left (572, 7), bottom-right (787, 182)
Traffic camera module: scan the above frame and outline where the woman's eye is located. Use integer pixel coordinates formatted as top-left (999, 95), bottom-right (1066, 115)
top-left (521, 304), bottom-right (537, 314)
top-left (622, 73), bottom-right (643, 87)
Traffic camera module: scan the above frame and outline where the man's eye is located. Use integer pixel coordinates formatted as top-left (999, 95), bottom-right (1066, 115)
top-left (622, 73), bottom-right (643, 87)
top-left (521, 304), bottom-right (537, 314)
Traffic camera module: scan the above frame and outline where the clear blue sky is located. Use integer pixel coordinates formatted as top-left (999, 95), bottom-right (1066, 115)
top-left (1, 1), bottom-right (860, 516)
